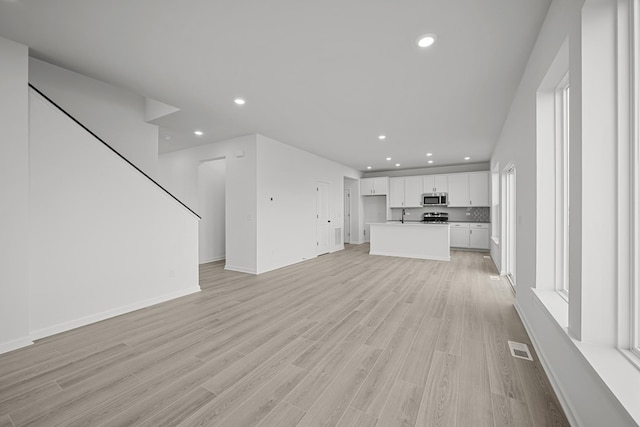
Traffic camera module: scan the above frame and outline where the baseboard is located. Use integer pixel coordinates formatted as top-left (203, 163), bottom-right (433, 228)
top-left (224, 265), bottom-right (257, 274)
top-left (346, 239), bottom-right (365, 245)
top-left (0, 336), bottom-right (34, 355)
top-left (514, 301), bottom-right (580, 427)
top-left (199, 255), bottom-right (225, 264)
top-left (29, 286), bottom-right (201, 341)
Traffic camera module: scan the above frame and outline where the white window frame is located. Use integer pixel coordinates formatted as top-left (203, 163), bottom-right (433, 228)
top-left (555, 72), bottom-right (570, 301)
top-left (632, 0), bottom-right (640, 358)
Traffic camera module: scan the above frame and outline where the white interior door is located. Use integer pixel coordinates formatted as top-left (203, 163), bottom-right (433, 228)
top-left (317, 181), bottom-right (330, 255)
top-left (344, 188), bottom-right (351, 244)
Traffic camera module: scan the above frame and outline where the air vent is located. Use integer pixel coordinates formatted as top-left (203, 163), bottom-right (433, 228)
top-left (483, 255), bottom-right (491, 259)
top-left (508, 341), bottom-right (533, 361)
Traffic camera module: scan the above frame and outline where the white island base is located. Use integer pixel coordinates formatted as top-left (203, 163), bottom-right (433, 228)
top-left (369, 222), bottom-right (450, 261)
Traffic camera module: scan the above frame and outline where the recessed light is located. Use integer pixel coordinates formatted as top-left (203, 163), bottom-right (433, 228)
top-left (395, 163), bottom-right (400, 167)
top-left (366, 166), bottom-right (372, 170)
top-left (194, 130), bottom-right (204, 136)
top-left (464, 156), bottom-right (471, 160)
top-left (428, 160), bottom-right (434, 164)
top-left (426, 153), bottom-right (433, 157)
top-left (417, 34), bottom-right (437, 48)
top-left (378, 135), bottom-right (386, 140)
top-left (234, 98), bottom-right (246, 105)
top-left (386, 157), bottom-right (392, 161)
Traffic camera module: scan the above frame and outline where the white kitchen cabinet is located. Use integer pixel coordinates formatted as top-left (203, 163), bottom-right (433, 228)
top-left (450, 223), bottom-right (470, 247)
top-left (469, 223), bottom-right (490, 249)
top-left (450, 222), bottom-right (490, 249)
top-left (468, 172), bottom-right (489, 206)
top-left (404, 176), bottom-right (423, 207)
top-left (423, 174), bottom-right (448, 193)
top-left (447, 174), bottom-right (469, 207)
top-left (389, 176), bottom-right (422, 208)
top-left (447, 172), bottom-right (489, 207)
top-left (389, 177), bottom-right (405, 207)
top-left (361, 177), bottom-right (388, 196)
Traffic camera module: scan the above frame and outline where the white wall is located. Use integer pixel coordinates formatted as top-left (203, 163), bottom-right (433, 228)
top-left (255, 135), bottom-right (361, 274)
top-left (28, 89), bottom-right (199, 338)
top-left (29, 58), bottom-right (159, 178)
top-left (198, 159), bottom-right (226, 263)
top-left (0, 37), bottom-right (31, 353)
top-left (491, 0), bottom-right (638, 425)
top-left (158, 135), bottom-right (258, 274)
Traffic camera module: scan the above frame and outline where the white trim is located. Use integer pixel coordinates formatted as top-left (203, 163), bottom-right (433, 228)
top-left (29, 287), bottom-right (200, 341)
top-left (199, 256), bottom-right (225, 264)
top-left (631, 0), bottom-right (640, 360)
top-left (224, 265), bottom-right (257, 274)
top-left (554, 72), bottom-right (570, 297)
top-left (0, 337), bottom-right (34, 356)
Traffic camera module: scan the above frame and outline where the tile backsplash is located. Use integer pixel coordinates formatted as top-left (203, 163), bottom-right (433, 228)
top-left (390, 206), bottom-right (490, 222)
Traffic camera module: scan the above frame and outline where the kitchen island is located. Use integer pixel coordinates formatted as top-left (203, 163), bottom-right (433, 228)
top-left (369, 222), bottom-right (450, 261)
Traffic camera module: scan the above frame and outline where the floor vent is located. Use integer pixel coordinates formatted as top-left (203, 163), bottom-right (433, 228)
top-left (489, 275), bottom-right (500, 281)
top-left (483, 255), bottom-right (491, 259)
top-left (508, 341), bottom-right (533, 361)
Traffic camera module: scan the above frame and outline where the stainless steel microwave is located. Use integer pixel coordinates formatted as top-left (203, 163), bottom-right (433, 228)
top-left (422, 193), bottom-right (448, 206)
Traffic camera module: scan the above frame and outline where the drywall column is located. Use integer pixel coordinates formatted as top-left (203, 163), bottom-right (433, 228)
top-left (574, 0), bottom-right (617, 345)
top-left (0, 37), bottom-right (31, 353)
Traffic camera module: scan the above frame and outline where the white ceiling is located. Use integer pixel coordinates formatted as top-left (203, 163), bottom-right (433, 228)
top-left (0, 0), bottom-right (551, 172)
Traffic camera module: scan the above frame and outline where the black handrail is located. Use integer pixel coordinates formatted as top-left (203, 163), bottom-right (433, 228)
top-left (29, 84), bottom-right (200, 219)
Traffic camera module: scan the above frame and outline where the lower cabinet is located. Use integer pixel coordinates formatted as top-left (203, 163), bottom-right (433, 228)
top-left (450, 225), bottom-right (470, 248)
top-left (449, 223), bottom-right (489, 249)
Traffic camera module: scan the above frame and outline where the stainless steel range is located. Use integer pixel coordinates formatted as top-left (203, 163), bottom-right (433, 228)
top-left (422, 212), bottom-right (449, 223)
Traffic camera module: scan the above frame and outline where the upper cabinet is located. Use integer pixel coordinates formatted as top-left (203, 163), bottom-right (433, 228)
top-left (389, 176), bottom-right (422, 208)
top-left (468, 172), bottom-right (489, 206)
top-left (423, 174), bottom-right (448, 193)
top-left (360, 177), bottom-right (388, 196)
top-left (448, 172), bottom-right (489, 207)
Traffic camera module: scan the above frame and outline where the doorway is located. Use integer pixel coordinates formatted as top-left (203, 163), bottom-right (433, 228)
top-left (316, 181), bottom-right (331, 255)
top-left (197, 158), bottom-right (226, 264)
top-left (502, 165), bottom-right (517, 289)
top-left (344, 188), bottom-right (351, 244)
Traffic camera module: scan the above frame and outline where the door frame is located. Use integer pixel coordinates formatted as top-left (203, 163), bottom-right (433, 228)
top-left (344, 188), bottom-right (351, 244)
top-left (316, 180), bottom-right (331, 256)
top-left (502, 164), bottom-right (517, 290)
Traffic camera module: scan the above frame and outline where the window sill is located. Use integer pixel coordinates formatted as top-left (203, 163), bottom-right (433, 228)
top-left (532, 289), bottom-right (640, 425)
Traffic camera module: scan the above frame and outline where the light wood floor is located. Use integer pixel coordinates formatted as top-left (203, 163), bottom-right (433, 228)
top-left (0, 244), bottom-right (569, 427)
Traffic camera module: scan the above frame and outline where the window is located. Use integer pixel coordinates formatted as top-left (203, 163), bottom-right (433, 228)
top-left (555, 73), bottom-right (570, 300)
